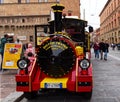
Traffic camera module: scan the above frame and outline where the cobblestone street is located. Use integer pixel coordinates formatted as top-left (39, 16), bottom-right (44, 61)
top-left (0, 69), bottom-right (17, 100)
top-left (0, 54), bottom-right (17, 101)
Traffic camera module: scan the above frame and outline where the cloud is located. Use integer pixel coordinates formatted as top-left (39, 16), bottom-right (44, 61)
top-left (80, 0), bottom-right (108, 29)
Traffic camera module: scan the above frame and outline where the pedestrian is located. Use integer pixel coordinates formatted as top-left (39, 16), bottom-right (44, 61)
top-left (24, 43), bottom-right (34, 57)
top-left (23, 42), bottom-right (28, 52)
top-left (103, 40), bottom-right (109, 60)
top-left (111, 43), bottom-right (116, 50)
top-left (0, 34), bottom-right (9, 70)
top-left (7, 36), bottom-right (14, 43)
top-left (15, 38), bottom-right (22, 44)
top-left (93, 41), bottom-right (99, 59)
top-left (99, 39), bottom-right (105, 60)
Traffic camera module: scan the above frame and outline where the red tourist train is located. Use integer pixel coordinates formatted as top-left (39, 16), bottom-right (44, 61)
top-left (15, 4), bottom-right (93, 99)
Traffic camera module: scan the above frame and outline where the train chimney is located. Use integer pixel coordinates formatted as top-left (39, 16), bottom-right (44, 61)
top-left (51, 4), bottom-right (65, 33)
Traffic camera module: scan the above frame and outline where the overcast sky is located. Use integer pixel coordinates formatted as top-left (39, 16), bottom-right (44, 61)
top-left (80, 0), bottom-right (108, 29)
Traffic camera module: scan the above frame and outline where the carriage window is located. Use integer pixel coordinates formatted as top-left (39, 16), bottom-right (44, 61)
top-left (64, 19), bottom-right (85, 42)
top-left (65, 20), bottom-right (84, 32)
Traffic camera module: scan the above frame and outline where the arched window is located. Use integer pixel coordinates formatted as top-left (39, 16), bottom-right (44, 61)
top-left (22, 19), bottom-right (25, 23)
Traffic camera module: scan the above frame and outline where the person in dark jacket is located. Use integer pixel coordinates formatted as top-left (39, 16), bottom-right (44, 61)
top-left (99, 39), bottom-right (105, 60)
top-left (0, 34), bottom-right (9, 70)
top-left (103, 40), bottom-right (109, 60)
top-left (93, 41), bottom-right (99, 59)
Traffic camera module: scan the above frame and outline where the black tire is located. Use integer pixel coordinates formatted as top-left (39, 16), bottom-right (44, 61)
top-left (24, 91), bottom-right (38, 100)
top-left (81, 91), bottom-right (92, 99)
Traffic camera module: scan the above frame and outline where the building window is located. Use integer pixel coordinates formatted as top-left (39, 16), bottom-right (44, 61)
top-left (22, 19), bottom-right (25, 23)
top-left (56, 0), bottom-right (60, 2)
top-left (44, 0), bottom-right (48, 2)
top-left (118, 31), bottom-right (120, 37)
top-left (18, 0), bottom-right (21, 3)
top-left (38, 0), bottom-right (42, 2)
top-left (4, 19), bottom-right (7, 24)
top-left (26, 0), bottom-right (29, 3)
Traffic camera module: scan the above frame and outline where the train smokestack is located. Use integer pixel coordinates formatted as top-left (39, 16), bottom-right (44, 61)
top-left (51, 4), bottom-right (65, 33)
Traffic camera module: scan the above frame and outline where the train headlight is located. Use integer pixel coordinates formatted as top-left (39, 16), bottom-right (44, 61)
top-left (79, 59), bottom-right (90, 69)
top-left (17, 58), bottom-right (30, 70)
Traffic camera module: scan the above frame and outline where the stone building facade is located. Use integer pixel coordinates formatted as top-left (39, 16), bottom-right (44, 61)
top-left (99, 0), bottom-right (120, 44)
top-left (0, 0), bottom-right (80, 44)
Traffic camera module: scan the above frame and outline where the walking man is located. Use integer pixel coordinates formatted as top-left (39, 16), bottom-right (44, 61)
top-left (103, 40), bottom-right (109, 60)
top-left (0, 34), bottom-right (9, 70)
top-left (99, 39), bottom-right (105, 60)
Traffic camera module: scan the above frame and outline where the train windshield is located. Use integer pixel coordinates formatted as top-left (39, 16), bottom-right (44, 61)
top-left (35, 18), bottom-right (87, 46)
top-left (48, 18), bottom-right (87, 42)
top-left (63, 18), bottom-right (86, 42)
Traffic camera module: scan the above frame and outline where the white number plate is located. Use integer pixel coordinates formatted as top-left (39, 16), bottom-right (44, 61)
top-left (45, 83), bottom-right (62, 88)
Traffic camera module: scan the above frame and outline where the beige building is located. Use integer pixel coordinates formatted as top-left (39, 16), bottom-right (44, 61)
top-left (94, 28), bottom-right (100, 42)
top-left (99, 0), bottom-right (120, 44)
top-left (0, 0), bottom-right (80, 44)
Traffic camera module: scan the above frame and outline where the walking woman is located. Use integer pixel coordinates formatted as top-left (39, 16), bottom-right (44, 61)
top-left (93, 41), bottom-right (99, 59)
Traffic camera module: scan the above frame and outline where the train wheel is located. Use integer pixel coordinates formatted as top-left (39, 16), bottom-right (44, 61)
top-left (24, 91), bottom-right (38, 100)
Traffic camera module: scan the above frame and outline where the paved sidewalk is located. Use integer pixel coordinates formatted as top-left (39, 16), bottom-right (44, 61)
top-left (0, 54), bottom-right (21, 101)
top-left (109, 47), bottom-right (120, 54)
top-left (0, 70), bottom-right (17, 100)
top-left (1, 92), bottom-right (23, 102)
top-left (108, 47), bottom-right (120, 60)
top-left (91, 47), bottom-right (120, 60)
top-left (0, 54), bottom-right (24, 102)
